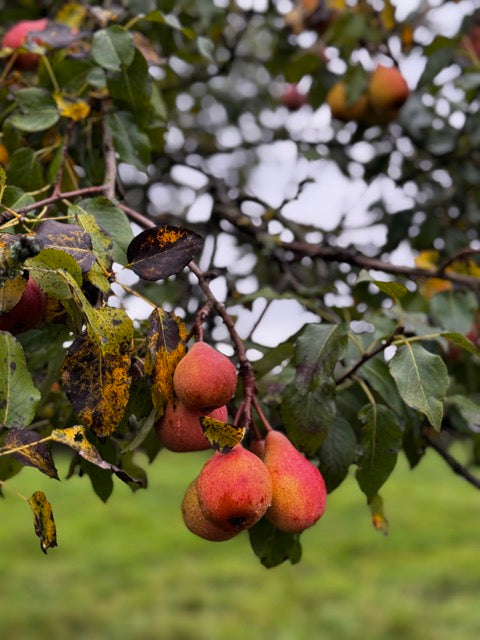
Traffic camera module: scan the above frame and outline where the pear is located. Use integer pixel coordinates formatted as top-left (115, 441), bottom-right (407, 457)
top-left (368, 65), bottom-right (409, 111)
top-left (196, 445), bottom-right (272, 533)
top-left (326, 81), bottom-right (369, 122)
top-left (264, 430), bottom-right (326, 533)
top-left (156, 402), bottom-right (228, 452)
top-left (181, 481), bottom-right (238, 542)
top-left (173, 341), bottom-right (237, 410)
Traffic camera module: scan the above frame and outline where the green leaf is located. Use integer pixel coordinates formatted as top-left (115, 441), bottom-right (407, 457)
top-left (0, 332), bottom-right (41, 428)
top-left (445, 395), bottom-right (480, 432)
top-left (197, 36), bottom-right (215, 62)
top-left (355, 404), bottom-right (402, 500)
top-left (6, 149), bottom-right (43, 191)
top-left (107, 49), bottom-right (152, 115)
top-left (281, 324), bottom-right (348, 454)
top-left (145, 10), bottom-right (195, 39)
top-left (9, 88), bottom-right (59, 132)
top-left (362, 357), bottom-right (405, 416)
top-left (389, 343), bottom-right (449, 431)
top-left (317, 416), bottom-right (356, 493)
top-left (430, 290), bottom-right (477, 334)
top-left (76, 197), bottom-right (134, 265)
top-left (92, 26), bottom-right (135, 72)
top-left (442, 332), bottom-right (477, 354)
top-left (356, 270), bottom-right (407, 299)
top-left (248, 518), bottom-right (302, 568)
top-left (26, 248), bottom-right (83, 300)
top-left (108, 111), bottom-right (151, 172)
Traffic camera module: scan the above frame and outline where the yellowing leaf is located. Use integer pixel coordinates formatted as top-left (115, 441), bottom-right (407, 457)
top-left (145, 308), bottom-right (187, 413)
top-left (28, 491), bottom-right (57, 554)
top-left (326, 0), bottom-right (346, 10)
top-left (199, 416), bottom-right (246, 454)
top-left (54, 93), bottom-right (90, 121)
top-left (415, 249), bottom-right (440, 271)
top-left (56, 2), bottom-right (88, 29)
top-left (0, 275), bottom-right (27, 313)
top-left (5, 429), bottom-right (59, 480)
top-left (369, 494), bottom-right (388, 536)
top-left (401, 24), bottom-right (414, 50)
top-left (380, 0), bottom-right (396, 31)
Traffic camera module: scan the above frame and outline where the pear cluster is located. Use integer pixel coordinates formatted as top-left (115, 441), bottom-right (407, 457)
top-left (327, 65), bottom-right (410, 125)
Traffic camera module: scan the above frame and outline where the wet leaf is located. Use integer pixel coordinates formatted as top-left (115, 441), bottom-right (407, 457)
top-left (5, 429), bottom-right (59, 479)
top-left (248, 518), bottom-right (302, 568)
top-left (0, 332), bottom-right (41, 428)
top-left (199, 416), bottom-right (246, 453)
top-left (36, 220), bottom-right (94, 273)
top-left (127, 226), bottom-right (203, 281)
top-left (61, 308), bottom-right (133, 437)
top-left (51, 425), bottom-right (142, 485)
top-left (144, 308), bottom-right (186, 412)
top-left (28, 491), bottom-right (57, 554)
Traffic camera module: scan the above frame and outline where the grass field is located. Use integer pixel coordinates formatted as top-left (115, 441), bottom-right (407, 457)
top-left (0, 447), bottom-right (480, 640)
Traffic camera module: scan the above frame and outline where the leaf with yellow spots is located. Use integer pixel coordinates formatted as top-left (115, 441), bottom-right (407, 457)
top-left (126, 225), bottom-right (203, 281)
top-left (145, 307), bottom-right (187, 413)
top-left (5, 429), bottom-right (59, 479)
top-left (51, 425), bottom-right (142, 485)
top-left (199, 416), bottom-right (246, 454)
top-left (54, 93), bottom-right (90, 122)
top-left (56, 2), bottom-right (88, 29)
top-left (28, 491), bottom-right (57, 554)
top-left (0, 274), bottom-right (27, 312)
top-left (380, 0), bottom-right (396, 31)
top-left (369, 494), bottom-right (389, 536)
top-left (61, 308), bottom-right (133, 437)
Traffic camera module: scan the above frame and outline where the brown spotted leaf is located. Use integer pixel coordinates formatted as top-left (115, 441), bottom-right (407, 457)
top-left (5, 429), bottom-right (59, 479)
top-left (51, 425), bottom-right (142, 485)
top-left (0, 275), bottom-right (27, 312)
top-left (28, 491), bottom-right (57, 554)
top-left (126, 226), bottom-right (203, 281)
top-left (61, 308), bottom-right (133, 437)
top-left (144, 308), bottom-right (186, 412)
top-left (36, 220), bottom-right (95, 273)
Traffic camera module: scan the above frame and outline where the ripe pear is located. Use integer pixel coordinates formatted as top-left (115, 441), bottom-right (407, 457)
top-left (368, 65), bottom-right (409, 111)
top-left (173, 341), bottom-right (237, 410)
top-left (0, 277), bottom-right (46, 334)
top-left (181, 481), bottom-right (238, 542)
top-left (156, 402), bottom-right (228, 452)
top-left (196, 445), bottom-right (273, 533)
top-left (263, 430), bottom-right (326, 533)
top-left (1, 19), bottom-right (48, 70)
top-left (326, 82), bottom-right (369, 122)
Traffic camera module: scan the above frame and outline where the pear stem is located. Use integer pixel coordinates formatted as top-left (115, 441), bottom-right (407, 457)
top-left (252, 396), bottom-right (273, 433)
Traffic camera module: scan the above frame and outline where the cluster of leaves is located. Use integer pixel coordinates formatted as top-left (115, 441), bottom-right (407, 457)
top-left (0, 0), bottom-right (480, 566)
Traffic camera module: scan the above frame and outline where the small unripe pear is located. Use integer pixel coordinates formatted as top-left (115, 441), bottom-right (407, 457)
top-left (196, 445), bottom-right (273, 533)
top-left (264, 430), bottom-right (326, 533)
top-left (0, 277), bottom-right (46, 334)
top-left (173, 342), bottom-right (237, 410)
top-left (181, 481), bottom-right (238, 542)
top-left (326, 82), bottom-right (369, 122)
top-left (1, 19), bottom-right (48, 70)
top-left (282, 84), bottom-right (308, 111)
top-left (156, 402), bottom-right (228, 452)
top-left (368, 65), bottom-right (409, 111)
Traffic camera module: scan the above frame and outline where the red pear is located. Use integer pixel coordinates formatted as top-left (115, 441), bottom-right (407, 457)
top-left (156, 402), bottom-right (228, 452)
top-left (173, 341), bottom-right (237, 410)
top-left (196, 445), bottom-right (272, 533)
top-left (0, 277), bottom-right (46, 334)
top-left (264, 430), bottom-right (327, 533)
top-left (181, 481), bottom-right (238, 542)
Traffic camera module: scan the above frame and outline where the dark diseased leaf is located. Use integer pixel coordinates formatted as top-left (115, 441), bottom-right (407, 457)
top-left (317, 416), bottom-right (356, 493)
top-left (281, 323), bottom-right (348, 454)
top-left (61, 308), bottom-right (133, 437)
top-left (0, 332), bottom-right (41, 428)
top-left (127, 226), bottom-right (203, 281)
top-left (389, 343), bottom-right (449, 431)
top-left (5, 429), bottom-right (59, 479)
top-left (356, 404), bottom-right (402, 501)
top-left (28, 491), bottom-right (57, 554)
top-left (36, 220), bottom-right (95, 273)
top-left (51, 425), bottom-right (142, 486)
top-left (144, 307), bottom-right (187, 411)
top-left (248, 518), bottom-right (302, 569)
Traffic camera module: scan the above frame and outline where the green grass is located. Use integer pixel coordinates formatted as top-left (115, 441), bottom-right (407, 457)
top-left (1, 448), bottom-right (480, 640)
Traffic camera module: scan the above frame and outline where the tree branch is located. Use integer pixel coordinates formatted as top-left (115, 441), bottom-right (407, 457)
top-left (423, 429), bottom-right (480, 490)
top-left (102, 105), bottom-right (117, 200)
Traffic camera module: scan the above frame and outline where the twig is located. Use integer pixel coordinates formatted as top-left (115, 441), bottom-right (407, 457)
top-left (335, 326), bottom-right (404, 385)
top-left (423, 429), bottom-right (480, 490)
top-left (52, 120), bottom-right (76, 197)
top-left (102, 105), bottom-right (117, 200)
top-left (12, 186), bottom-right (106, 217)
